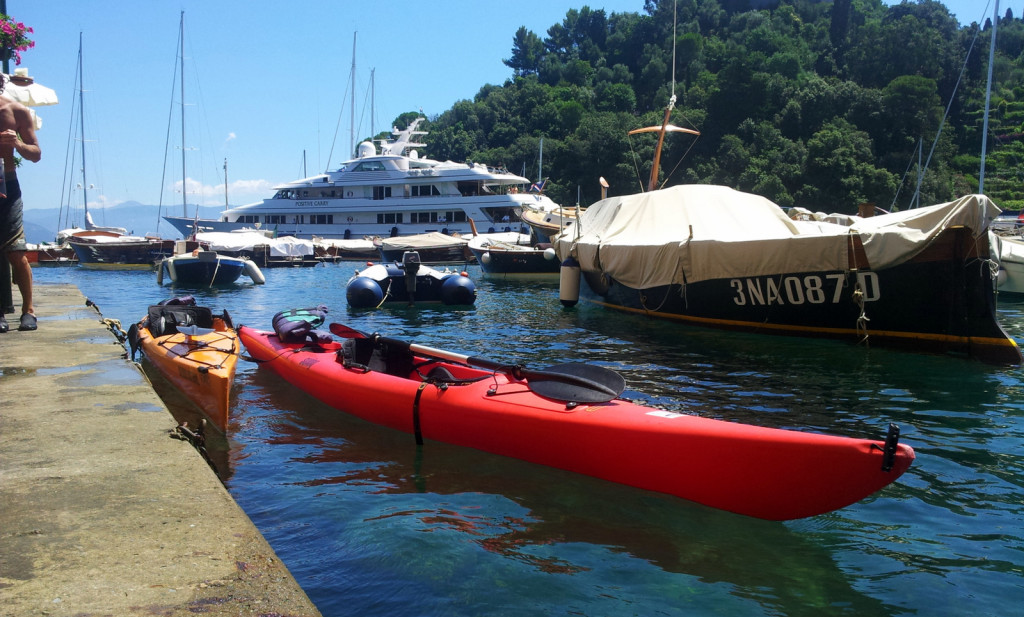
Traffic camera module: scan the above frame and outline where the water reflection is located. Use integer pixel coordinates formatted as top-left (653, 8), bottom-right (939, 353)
top-left (233, 367), bottom-right (897, 617)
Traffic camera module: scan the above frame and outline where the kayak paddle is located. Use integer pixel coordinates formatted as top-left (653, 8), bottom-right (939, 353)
top-left (328, 322), bottom-right (626, 403)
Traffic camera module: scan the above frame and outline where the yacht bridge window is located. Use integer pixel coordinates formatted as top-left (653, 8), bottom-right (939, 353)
top-left (411, 185), bottom-right (440, 197)
top-left (353, 161), bottom-right (387, 172)
top-left (457, 181), bottom-right (483, 196)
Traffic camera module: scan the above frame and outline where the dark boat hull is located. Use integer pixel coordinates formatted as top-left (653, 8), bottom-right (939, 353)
top-left (469, 246), bottom-right (559, 277)
top-left (69, 238), bottom-right (181, 270)
top-left (577, 227), bottom-right (1021, 364)
top-left (162, 255), bottom-right (247, 286)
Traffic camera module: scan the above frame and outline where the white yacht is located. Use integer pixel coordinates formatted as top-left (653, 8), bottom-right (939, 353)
top-left (164, 118), bottom-right (559, 239)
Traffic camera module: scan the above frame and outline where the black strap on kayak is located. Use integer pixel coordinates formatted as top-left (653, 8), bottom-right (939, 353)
top-left (412, 382), bottom-right (428, 445)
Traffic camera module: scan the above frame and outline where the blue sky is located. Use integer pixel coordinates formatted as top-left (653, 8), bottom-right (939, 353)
top-left (5, 0), bottom-right (998, 219)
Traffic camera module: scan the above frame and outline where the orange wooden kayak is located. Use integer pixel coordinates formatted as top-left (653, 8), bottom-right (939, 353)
top-left (129, 304), bottom-right (239, 433)
top-left (238, 325), bottom-right (915, 520)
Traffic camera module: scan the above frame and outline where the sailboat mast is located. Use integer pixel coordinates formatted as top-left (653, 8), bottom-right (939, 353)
top-left (350, 32), bottom-right (356, 158)
top-left (223, 158), bottom-right (228, 209)
top-left (538, 138), bottom-right (543, 182)
top-left (179, 11), bottom-right (187, 217)
top-left (980, 0), bottom-right (999, 194)
top-left (77, 33), bottom-right (90, 227)
top-left (648, 3), bottom-right (678, 192)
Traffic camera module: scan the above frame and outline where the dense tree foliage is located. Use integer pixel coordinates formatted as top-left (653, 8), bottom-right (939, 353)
top-left (395, 1), bottom-right (1021, 212)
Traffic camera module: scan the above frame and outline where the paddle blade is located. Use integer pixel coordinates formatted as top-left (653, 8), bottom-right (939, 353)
top-left (525, 363), bottom-right (626, 404)
top-left (329, 322), bottom-right (368, 339)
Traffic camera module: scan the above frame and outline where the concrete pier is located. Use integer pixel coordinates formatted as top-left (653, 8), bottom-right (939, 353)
top-left (0, 283), bottom-right (322, 616)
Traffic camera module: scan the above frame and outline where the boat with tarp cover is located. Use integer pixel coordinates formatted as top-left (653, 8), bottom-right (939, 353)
top-left (554, 186), bottom-right (1020, 364)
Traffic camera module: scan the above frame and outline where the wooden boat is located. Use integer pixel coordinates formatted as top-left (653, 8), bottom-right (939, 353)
top-left (127, 299), bottom-right (239, 432)
top-left (519, 205), bottom-right (581, 244)
top-left (67, 231), bottom-right (182, 270)
top-left (346, 251), bottom-right (476, 308)
top-left (238, 323), bottom-right (915, 521)
top-left (157, 250), bottom-right (265, 286)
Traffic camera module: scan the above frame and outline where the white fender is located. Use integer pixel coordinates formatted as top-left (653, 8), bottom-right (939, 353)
top-left (165, 257), bottom-right (178, 283)
top-left (243, 259), bottom-right (266, 284)
top-left (559, 256), bottom-right (580, 308)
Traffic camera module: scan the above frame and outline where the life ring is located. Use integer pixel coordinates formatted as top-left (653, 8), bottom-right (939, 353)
top-left (346, 191), bottom-right (354, 198)
top-left (347, 216), bottom-right (353, 223)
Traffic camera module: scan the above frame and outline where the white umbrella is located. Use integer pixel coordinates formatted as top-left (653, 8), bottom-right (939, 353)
top-left (1, 68), bottom-right (58, 130)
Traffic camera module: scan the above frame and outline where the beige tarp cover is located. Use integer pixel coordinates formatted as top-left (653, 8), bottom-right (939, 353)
top-left (379, 232), bottom-right (469, 251)
top-left (553, 185), bottom-right (998, 288)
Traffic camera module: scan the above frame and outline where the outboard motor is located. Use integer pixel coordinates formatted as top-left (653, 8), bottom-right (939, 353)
top-left (402, 251), bottom-right (422, 306)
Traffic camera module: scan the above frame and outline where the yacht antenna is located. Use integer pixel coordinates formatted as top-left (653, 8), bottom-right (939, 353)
top-left (223, 158), bottom-right (228, 209)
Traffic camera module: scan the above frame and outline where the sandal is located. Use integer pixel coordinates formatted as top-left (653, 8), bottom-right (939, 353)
top-left (18, 312), bottom-right (37, 331)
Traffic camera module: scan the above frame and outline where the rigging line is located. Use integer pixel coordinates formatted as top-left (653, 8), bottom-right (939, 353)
top-left (626, 135), bottom-right (645, 193)
top-left (181, 21), bottom-right (225, 219)
top-left (158, 16), bottom-right (184, 214)
top-left (907, 18), bottom-right (986, 208)
top-left (325, 74), bottom-right (353, 172)
top-left (670, 0), bottom-right (677, 98)
top-left (659, 135), bottom-right (700, 190)
top-left (58, 46), bottom-right (82, 231)
top-left (891, 137), bottom-right (921, 207)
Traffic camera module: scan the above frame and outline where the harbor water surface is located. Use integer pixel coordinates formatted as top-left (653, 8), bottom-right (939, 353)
top-left (33, 265), bottom-right (1024, 616)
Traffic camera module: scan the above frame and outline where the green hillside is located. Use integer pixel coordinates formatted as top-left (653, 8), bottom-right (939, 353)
top-left (378, 0), bottom-right (1020, 213)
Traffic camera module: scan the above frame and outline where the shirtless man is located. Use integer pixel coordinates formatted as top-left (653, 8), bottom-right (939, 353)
top-left (0, 73), bottom-right (42, 333)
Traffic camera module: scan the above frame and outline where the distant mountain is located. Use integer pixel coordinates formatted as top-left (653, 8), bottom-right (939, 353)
top-left (22, 203), bottom-right (228, 244)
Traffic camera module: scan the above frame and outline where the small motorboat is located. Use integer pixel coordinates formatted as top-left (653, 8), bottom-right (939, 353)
top-left (127, 296), bottom-right (239, 433)
top-left (157, 250), bottom-right (265, 286)
top-left (468, 234), bottom-right (559, 278)
top-left (346, 251), bottom-right (476, 308)
top-left (376, 231), bottom-right (473, 265)
top-left (238, 321), bottom-right (915, 521)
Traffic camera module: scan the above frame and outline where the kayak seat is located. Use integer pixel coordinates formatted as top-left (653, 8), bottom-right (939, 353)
top-left (341, 337), bottom-right (414, 377)
top-left (147, 304), bottom-right (215, 337)
top-left (425, 366), bottom-right (457, 383)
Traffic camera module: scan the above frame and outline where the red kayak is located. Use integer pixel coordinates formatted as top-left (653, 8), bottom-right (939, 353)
top-left (239, 324), bottom-right (915, 520)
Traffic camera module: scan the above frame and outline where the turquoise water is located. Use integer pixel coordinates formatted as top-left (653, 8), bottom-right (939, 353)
top-left (33, 265), bottom-right (1024, 616)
